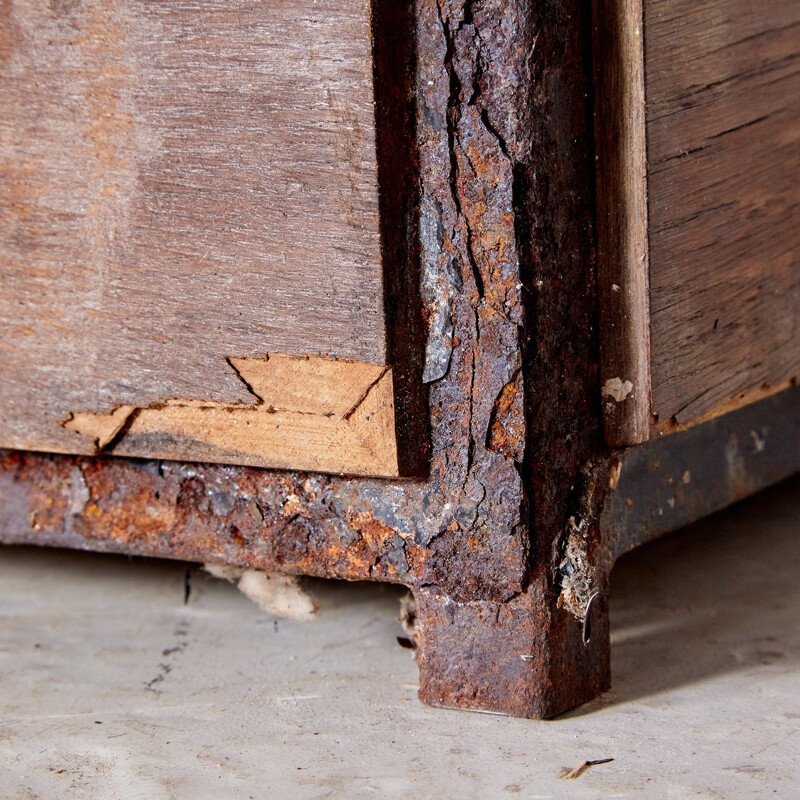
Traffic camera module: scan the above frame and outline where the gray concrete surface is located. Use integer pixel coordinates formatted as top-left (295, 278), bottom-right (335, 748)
top-left (2, 476), bottom-right (800, 799)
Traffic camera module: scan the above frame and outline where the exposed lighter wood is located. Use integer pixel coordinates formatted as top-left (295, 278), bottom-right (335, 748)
top-left (592, 0), bottom-right (653, 446)
top-left (226, 355), bottom-right (387, 418)
top-left (0, 0), bottom-right (391, 470)
top-left (645, 0), bottom-right (800, 427)
top-left (63, 355), bottom-right (400, 478)
top-left (65, 404), bottom-right (138, 452)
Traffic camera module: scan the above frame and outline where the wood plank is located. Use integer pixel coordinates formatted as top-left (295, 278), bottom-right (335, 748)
top-left (645, 0), bottom-right (800, 427)
top-left (593, 0), bottom-right (653, 445)
top-left (0, 0), bottom-right (394, 474)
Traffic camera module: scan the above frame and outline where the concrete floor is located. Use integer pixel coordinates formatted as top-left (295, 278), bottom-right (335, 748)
top-left (2, 476), bottom-right (800, 799)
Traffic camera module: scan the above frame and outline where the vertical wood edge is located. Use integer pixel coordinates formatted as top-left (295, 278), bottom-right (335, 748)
top-left (592, 0), bottom-right (652, 446)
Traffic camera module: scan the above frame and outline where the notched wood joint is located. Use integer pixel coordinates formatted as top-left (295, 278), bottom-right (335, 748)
top-left (61, 354), bottom-right (400, 478)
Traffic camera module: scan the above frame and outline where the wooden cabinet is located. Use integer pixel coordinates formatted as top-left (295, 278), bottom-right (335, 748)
top-left (1, 0), bottom-right (798, 717)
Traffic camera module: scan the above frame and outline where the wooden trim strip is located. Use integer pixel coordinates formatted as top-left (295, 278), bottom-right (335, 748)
top-left (592, 0), bottom-right (652, 446)
top-left (62, 354), bottom-right (400, 478)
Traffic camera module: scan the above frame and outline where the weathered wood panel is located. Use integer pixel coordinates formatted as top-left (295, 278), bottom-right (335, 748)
top-left (646, 0), bottom-right (800, 427)
top-left (0, 0), bottom-right (390, 472)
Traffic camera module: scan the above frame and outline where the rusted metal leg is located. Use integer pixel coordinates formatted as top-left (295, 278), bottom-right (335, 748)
top-left (413, 571), bottom-right (611, 719)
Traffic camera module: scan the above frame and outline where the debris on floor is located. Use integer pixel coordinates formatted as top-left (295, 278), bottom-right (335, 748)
top-left (396, 591), bottom-right (418, 651)
top-left (560, 758), bottom-right (615, 780)
top-left (204, 564), bottom-right (318, 620)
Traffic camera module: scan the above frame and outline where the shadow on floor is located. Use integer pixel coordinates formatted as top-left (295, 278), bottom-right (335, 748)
top-left (571, 474), bottom-right (800, 715)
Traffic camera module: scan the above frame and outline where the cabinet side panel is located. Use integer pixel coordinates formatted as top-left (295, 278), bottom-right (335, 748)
top-left (646, 0), bottom-right (800, 428)
top-left (0, 0), bottom-right (389, 470)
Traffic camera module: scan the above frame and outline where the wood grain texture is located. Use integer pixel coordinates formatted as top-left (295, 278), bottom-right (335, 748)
top-left (0, 0), bottom-right (390, 468)
top-left (593, 0), bottom-right (652, 446)
top-left (645, 0), bottom-right (800, 427)
top-left (62, 355), bottom-right (399, 477)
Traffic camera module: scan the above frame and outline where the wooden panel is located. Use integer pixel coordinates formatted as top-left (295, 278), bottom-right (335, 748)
top-left (0, 0), bottom-right (396, 475)
top-left (645, 0), bottom-right (800, 427)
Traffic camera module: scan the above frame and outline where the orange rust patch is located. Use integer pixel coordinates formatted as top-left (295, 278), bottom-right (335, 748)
top-left (487, 371), bottom-right (525, 461)
top-left (350, 511), bottom-right (402, 548)
top-left (83, 488), bottom-right (179, 542)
